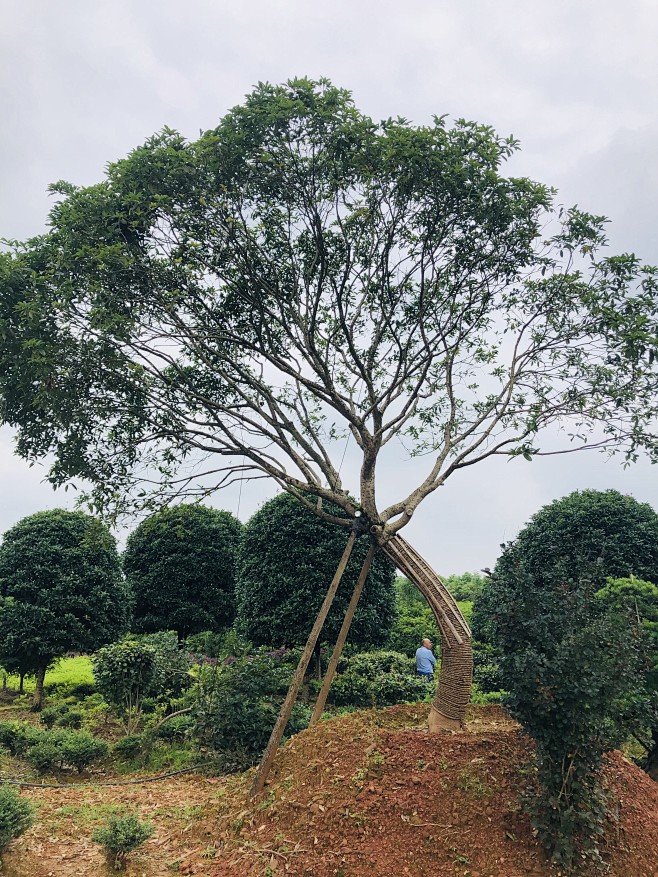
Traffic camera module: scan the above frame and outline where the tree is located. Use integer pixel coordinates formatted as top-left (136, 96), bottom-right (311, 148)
top-left (123, 504), bottom-right (242, 639)
top-left (1, 78), bottom-right (656, 755)
top-left (472, 489), bottom-right (658, 643)
top-left (236, 493), bottom-right (396, 648)
top-left (0, 510), bottom-right (130, 708)
top-left (488, 549), bottom-right (649, 871)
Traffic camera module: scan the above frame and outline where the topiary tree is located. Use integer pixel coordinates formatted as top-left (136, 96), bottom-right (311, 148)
top-left (123, 505), bottom-right (241, 639)
top-left (488, 549), bottom-right (649, 871)
top-left (236, 493), bottom-right (396, 649)
top-left (93, 640), bottom-right (162, 733)
top-left (472, 489), bottom-right (658, 644)
top-left (0, 510), bottom-right (130, 709)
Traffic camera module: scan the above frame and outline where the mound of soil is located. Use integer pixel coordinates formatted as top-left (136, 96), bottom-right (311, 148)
top-left (191, 705), bottom-right (658, 877)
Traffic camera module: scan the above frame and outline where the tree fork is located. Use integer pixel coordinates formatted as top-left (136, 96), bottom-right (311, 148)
top-left (382, 534), bottom-right (473, 730)
top-left (309, 541), bottom-right (377, 726)
top-left (249, 524), bottom-right (360, 797)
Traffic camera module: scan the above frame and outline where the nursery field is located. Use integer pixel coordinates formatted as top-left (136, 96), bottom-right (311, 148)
top-left (1, 704), bottom-right (657, 877)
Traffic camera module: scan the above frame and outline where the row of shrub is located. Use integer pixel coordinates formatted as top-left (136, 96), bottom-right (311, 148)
top-left (0, 722), bottom-right (109, 773)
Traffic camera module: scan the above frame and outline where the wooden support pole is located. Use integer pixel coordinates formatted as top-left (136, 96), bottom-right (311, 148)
top-left (309, 542), bottom-right (376, 726)
top-left (249, 528), bottom-right (358, 797)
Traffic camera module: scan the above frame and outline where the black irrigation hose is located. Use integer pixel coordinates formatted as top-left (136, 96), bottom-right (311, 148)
top-left (0, 762), bottom-right (221, 790)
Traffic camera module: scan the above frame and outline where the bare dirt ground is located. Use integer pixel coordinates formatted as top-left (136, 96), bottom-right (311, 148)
top-left (3, 705), bottom-right (658, 877)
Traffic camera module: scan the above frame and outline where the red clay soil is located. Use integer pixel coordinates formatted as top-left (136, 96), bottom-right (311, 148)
top-left (3, 705), bottom-right (657, 876)
top-left (188, 705), bottom-right (658, 877)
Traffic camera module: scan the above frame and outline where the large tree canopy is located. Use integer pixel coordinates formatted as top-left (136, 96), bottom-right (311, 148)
top-left (0, 78), bottom-right (656, 538)
top-left (0, 509), bottom-right (130, 706)
top-left (123, 504), bottom-right (242, 639)
top-left (236, 493), bottom-right (396, 648)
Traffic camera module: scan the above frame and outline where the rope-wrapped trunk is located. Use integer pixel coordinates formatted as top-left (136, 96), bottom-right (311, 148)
top-left (383, 534), bottom-right (473, 730)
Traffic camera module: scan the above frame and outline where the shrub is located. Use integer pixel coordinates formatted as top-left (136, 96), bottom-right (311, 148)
top-left (0, 786), bottom-right (34, 850)
top-left (59, 730), bottom-right (109, 772)
top-left (93, 640), bottom-right (161, 733)
top-left (24, 729), bottom-right (108, 774)
top-left (191, 648), bottom-right (305, 770)
top-left (39, 707), bottom-right (61, 729)
top-left (329, 650), bottom-right (430, 707)
top-left (58, 710), bottom-right (83, 729)
top-left (92, 813), bottom-right (154, 870)
top-left (0, 721), bottom-right (44, 756)
top-left (69, 682), bottom-right (97, 699)
top-left (113, 735), bottom-right (146, 760)
top-left (25, 739), bottom-right (62, 773)
top-left (156, 714), bottom-right (194, 741)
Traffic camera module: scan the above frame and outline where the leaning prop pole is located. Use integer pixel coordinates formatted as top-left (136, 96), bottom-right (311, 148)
top-left (249, 525), bottom-right (358, 797)
top-left (383, 534), bottom-right (473, 730)
top-left (309, 541), bottom-right (377, 726)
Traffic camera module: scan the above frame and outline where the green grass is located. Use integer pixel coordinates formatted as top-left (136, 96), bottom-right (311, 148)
top-left (2, 656), bottom-right (94, 692)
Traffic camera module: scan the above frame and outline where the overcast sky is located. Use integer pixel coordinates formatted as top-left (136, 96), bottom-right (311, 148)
top-left (1, 0), bottom-right (657, 574)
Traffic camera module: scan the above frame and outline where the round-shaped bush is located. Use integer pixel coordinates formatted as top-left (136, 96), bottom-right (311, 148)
top-left (123, 505), bottom-right (242, 638)
top-left (236, 494), bottom-right (396, 648)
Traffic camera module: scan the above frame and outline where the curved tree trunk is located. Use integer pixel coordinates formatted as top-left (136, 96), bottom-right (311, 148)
top-left (383, 535), bottom-right (473, 730)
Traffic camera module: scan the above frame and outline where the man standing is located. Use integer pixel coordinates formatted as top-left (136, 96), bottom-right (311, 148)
top-left (415, 638), bottom-right (437, 680)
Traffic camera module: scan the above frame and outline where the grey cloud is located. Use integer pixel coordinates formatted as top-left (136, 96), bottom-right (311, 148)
top-left (1, 0), bottom-right (657, 572)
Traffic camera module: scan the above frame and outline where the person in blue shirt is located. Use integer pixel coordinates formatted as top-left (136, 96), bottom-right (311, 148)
top-left (415, 638), bottom-right (437, 679)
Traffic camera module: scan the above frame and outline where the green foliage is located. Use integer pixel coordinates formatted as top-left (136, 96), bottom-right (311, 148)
top-left (596, 576), bottom-right (658, 773)
top-left (112, 735), bottom-right (146, 760)
top-left (123, 505), bottom-right (242, 638)
top-left (133, 631), bottom-right (194, 701)
top-left (93, 640), bottom-right (160, 733)
top-left (442, 573), bottom-right (486, 602)
top-left (156, 714), bottom-right (194, 741)
top-left (92, 813), bottom-right (154, 870)
top-left (489, 546), bottom-right (650, 872)
top-left (387, 608), bottom-right (440, 658)
top-left (0, 721), bottom-right (44, 756)
top-left (191, 647), bottom-right (307, 770)
top-left (474, 490), bottom-right (658, 645)
top-left (0, 786), bottom-right (34, 850)
top-left (23, 728), bottom-right (109, 773)
top-left (328, 650), bottom-right (430, 707)
top-left (0, 511), bottom-right (129, 706)
top-left (1, 79), bottom-right (656, 550)
top-left (236, 494), bottom-right (396, 649)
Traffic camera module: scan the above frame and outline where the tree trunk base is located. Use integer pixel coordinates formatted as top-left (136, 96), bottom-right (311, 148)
top-left (428, 704), bottom-right (463, 732)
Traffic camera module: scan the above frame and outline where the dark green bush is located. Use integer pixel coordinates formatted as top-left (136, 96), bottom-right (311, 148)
top-left (329, 650), bottom-right (430, 707)
top-left (491, 551), bottom-right (650, 872)
top-left (113, 735), bottom-right (146, 760)
top-left (156, 714), bottom-right (194, 741)
top-left (24, 739), bottom-right (62, 773)
top-left (24, 729), bottom-right (108, 773)
top-left (59, 730), bottom-right (109, 772)
top-left (69, 682), bottom-right (97, 699)
top-left (0, 721), bottom-right (44, 756)
top-left (92, 813), bottom-right (154, 870)
top-left (0, 786), bottom-right (34, 850)
top-left (58, 710), bottom-right (83, 729)
top-left (191, 648), bottom-right (306, 770)
top-left (39, 707), bottom-right (61, 729)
